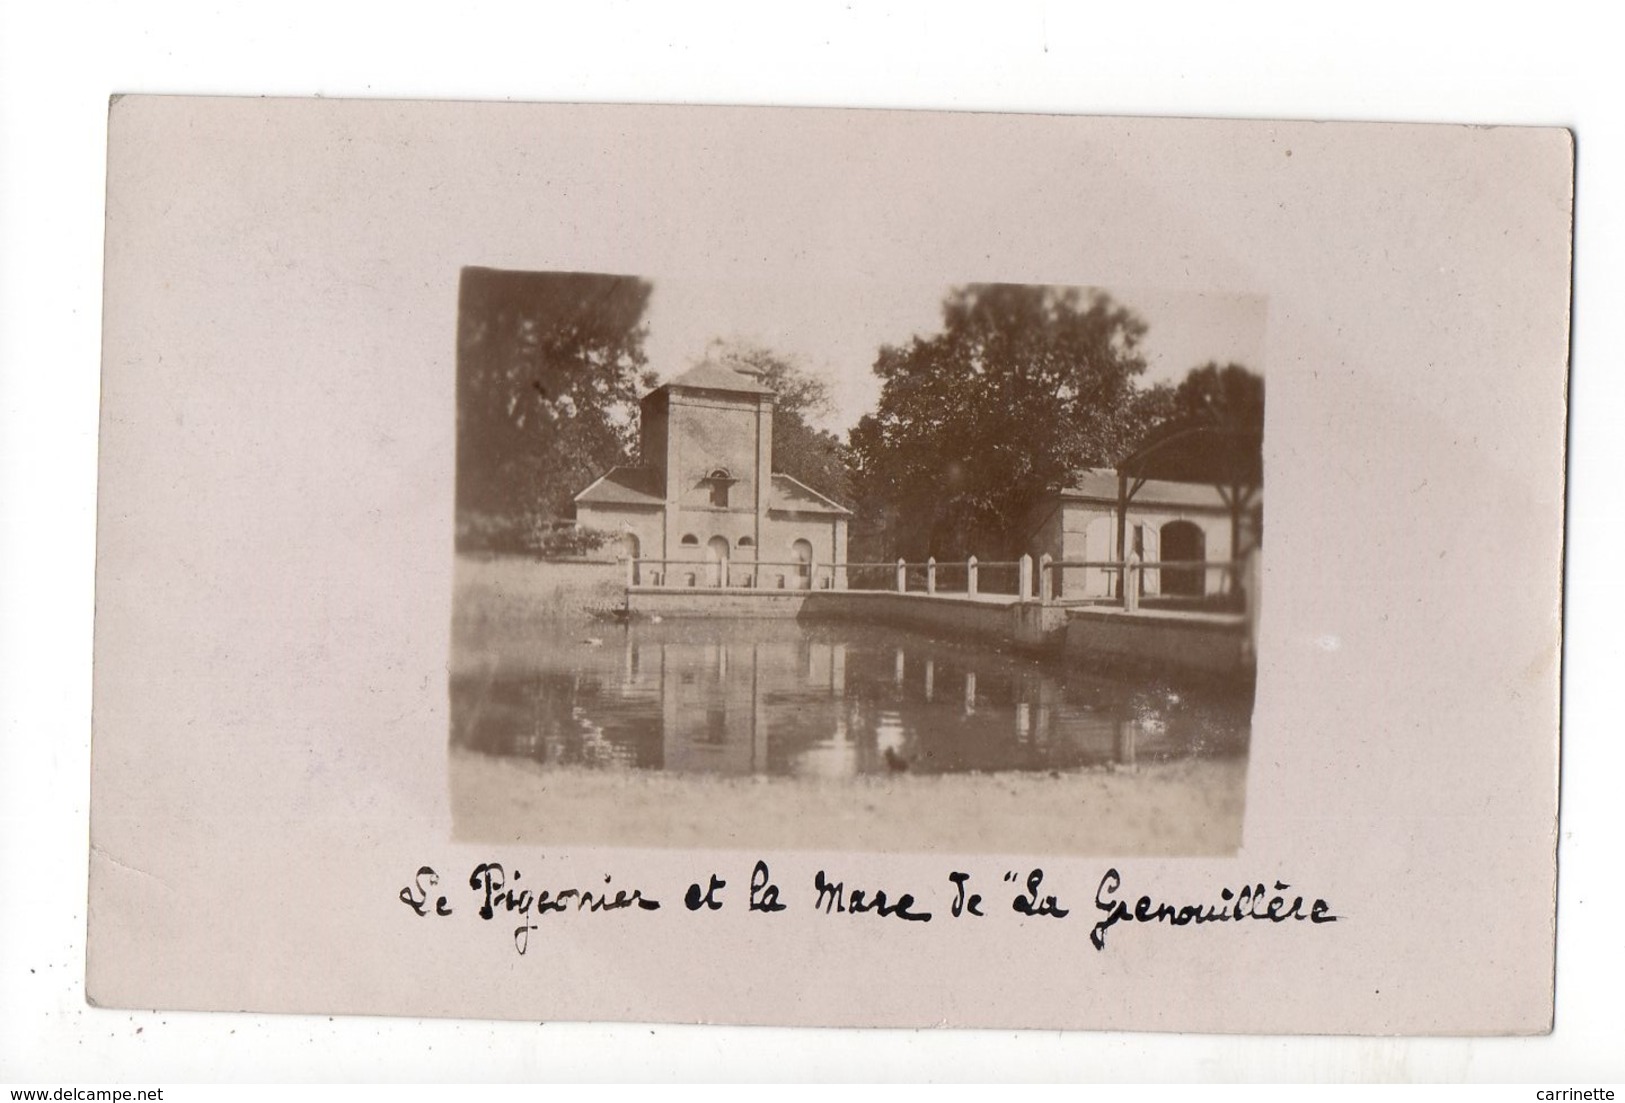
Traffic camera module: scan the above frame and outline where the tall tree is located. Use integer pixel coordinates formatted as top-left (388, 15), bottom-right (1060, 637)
top-left (1163, 361), bottom-right (1264, 435)
top-left (456, 269), bottom-right (655, 540)
top-left (705, 339), bottom-right (854, 506)
top-left (849, 284), bottom-right (1153, 559)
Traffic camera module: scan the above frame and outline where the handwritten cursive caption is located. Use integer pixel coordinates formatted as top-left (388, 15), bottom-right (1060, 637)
top-left (399, 862), bottom-right (1338, 956)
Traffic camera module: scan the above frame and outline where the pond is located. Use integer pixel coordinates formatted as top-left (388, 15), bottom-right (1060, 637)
top-left (450, 618), bottom-right (1251, 779)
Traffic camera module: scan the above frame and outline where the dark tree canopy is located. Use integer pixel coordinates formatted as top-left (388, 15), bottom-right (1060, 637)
top-left (849, 284), bottom-right (1155, 560)
top-left (1123, 362), bottom-right (1265, 484)
top-left (456, 268), bottom-right (654, 550)
top-left (1164, 361), bottom-right (1265, 436)
top-left (1128, 361), bottom-right (1265, 556)
top-left (706, 339), bottom-right (854, 507)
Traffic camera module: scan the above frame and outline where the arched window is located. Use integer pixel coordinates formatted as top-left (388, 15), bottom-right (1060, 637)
top-left (738, 536), bottom-right (755, 548)
top-left (1160, 520), bottom-right (1206, 597)
top-left (706, 535), bottom-right (731, 587)
top-left (680, 533), bottom-right (699, 546)
top-left (704, 467), bottom-right (734, 509)
top-left (791, 539), bottom-right (814, 590)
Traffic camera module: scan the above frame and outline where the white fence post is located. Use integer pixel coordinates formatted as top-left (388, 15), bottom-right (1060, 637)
top-left (1039, 553), bottom-right (1054, 605)
top-left (896, 558), bottom-right (907, 593)
top-left (926, 556), bottom-right (937, 595)
top-left (1124, 552), bottom-right (1141, 613)
top-left (966, 555), bottom-right (979, 597)
top-left (1018, 554), bottom-right (1033, 602)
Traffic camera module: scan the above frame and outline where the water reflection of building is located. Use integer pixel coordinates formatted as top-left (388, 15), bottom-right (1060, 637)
top-left (654, 635), bottom-right (854, 777)
top-left (640, 632), bottom-right (1156, 777)
top-left (452, 625), bottom-right (1241, 779)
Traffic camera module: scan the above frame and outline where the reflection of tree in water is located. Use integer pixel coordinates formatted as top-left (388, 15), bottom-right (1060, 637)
top-left (451, 668), bottom-right (661, 769)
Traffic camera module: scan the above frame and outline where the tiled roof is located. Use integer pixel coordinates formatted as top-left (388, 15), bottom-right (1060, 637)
top-left (769, 473), bottom-right (851, 515)
top-left (660, 361), bottom-right (774, 395)
top-left (573, 466), bottom-right (664, 506)
top-left (1057, 468), bottom-right (1230, 509)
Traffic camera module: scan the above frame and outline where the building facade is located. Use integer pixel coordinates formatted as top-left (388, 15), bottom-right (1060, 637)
top-left (1024, 470), bottom-right (1260, 602)
top-left (573, 362), bottom-right (850, 589)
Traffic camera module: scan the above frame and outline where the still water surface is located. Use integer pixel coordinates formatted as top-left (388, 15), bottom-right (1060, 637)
top-left (451, 619), bottom-right (1251, 779)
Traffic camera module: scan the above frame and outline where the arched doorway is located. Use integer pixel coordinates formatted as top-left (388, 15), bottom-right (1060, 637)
top-left (621, 532), bottom-right (641, 585)
top-left (791, 539), bottom-right (814, 590)
top-left (706, 535), bottom-right (731, 587)
top-left (1160, 520), bottom-right (1206, 597)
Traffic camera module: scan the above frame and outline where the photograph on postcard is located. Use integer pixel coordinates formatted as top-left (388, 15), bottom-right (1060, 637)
top-left (87, 98), bottom-right (1568, 1032)
top-left (448, 272), bottom-right (1265, 854)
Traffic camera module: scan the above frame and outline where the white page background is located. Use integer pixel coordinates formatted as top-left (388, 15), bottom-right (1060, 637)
top-left (1, 0), bottom-right (1618, 1082)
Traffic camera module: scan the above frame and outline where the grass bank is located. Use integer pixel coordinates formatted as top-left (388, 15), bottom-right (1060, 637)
top-left (454, 553), bottom-right (623, 625)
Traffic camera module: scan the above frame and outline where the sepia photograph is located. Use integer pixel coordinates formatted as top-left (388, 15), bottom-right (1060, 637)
top-left (8, 0), bottom-right (1623, 1085)
top-left (449, 271), bottom-right (1265, 854)
top-left (73, 95), bottom-right (1569, 1036)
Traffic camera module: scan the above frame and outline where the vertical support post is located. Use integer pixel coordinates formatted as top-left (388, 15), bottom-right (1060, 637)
top-left (966, 555), bottom-right (979, 597)
top-left (834, 517), bottom-right (848, 590)
top-left (1124, 551), bottom-right (1141, 613)
top-left (1231, 482), bottom-right (1243, 564)
top-left (896, 557), bottom-right (907, 593)
top-left (1116, 469), bottom-right (1129, 597)
top-left (926, 556), bottom-right (937, 595)
top-left (1038, 553), bottom-right (1054, 605)
top-left (1018, 554), bottom-right (1033, 603)
top-left (755, 392), bottom-right (771, 576)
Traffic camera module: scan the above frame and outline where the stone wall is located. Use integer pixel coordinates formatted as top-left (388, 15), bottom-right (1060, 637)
top-left (804, 592), bottom-right (1034, 643)
top-left (627, 588), bottom-right (813, 618)
top-left (1063, 607), bottom-right (1250, 676)
top-left (622, 586), bottom-right (1252, 678)
top-left (669, 391), bottom-right (768, 517)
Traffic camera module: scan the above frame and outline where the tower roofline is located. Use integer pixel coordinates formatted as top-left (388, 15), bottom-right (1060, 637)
top-left (650, 361), bottom-right (775, 397)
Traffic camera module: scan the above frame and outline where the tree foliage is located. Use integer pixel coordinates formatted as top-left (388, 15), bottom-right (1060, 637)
top-left (849, 284), bottom-right (1155, 559)
top-left (456, 268), bottom-right (654, 549)
top-left (1163, 361), bottom-right (1265, 435)
top-left (705, 339), bottom-right (854, 507)
top-left (1125, 362), bottom-right (1265, 489)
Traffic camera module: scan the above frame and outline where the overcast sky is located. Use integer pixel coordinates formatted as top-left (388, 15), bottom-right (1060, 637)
top-left (642, 278), bottom-right (1268, 434)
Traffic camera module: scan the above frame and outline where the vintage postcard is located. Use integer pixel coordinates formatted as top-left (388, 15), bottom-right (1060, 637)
top-left (88, 97), bottom-right (1570, 1033)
